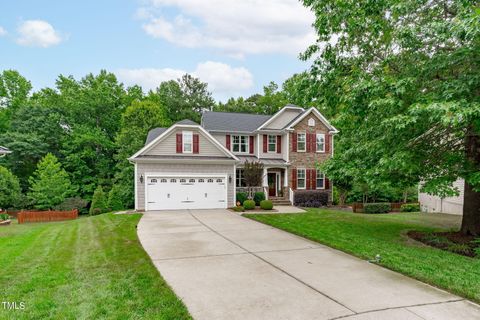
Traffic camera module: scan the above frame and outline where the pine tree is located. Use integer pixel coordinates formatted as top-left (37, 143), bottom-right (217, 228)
top-left (28, 153), bottom-right (73, 210)
top-left (107, 185), bottom-right (124, 211)
top-left (90, 185), bottom-right (108, 215)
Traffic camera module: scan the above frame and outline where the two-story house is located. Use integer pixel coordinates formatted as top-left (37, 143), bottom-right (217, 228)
top-left (129, 104), bottom-right (338, 211)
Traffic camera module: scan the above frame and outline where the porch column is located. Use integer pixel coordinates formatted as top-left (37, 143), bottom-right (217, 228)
top-left (284, 167), bottom-right (288, 187)
top-left (263, 167), bottom-right (268, 187)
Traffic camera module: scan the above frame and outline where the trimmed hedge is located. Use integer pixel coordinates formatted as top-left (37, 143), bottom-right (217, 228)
top-left (232, 206), bottom-right (245, 212)
top-left (364, 203), bottom-right (390, 214)
top-left (243, 200), bottom-right (256, 210)
top-left (236, 192), bottom-right (248, 205)
top-left (253, 192), bottom-right (266, 206)
top-left (294, 190), bottom-right (328, 207)
top-left (260, 200), bottom-right (273, 210)
top-left (401, 203), bottom-right (420, 212)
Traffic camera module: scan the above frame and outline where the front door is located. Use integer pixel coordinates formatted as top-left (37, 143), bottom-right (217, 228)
top-left (268, 173), bottom-right (276, 197)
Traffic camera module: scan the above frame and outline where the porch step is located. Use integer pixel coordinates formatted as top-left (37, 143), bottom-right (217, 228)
top-left (270, 200), bottom-right (292, 205)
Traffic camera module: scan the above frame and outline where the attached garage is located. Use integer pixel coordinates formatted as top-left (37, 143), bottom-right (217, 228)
top-left (145, 175), bottom-right (227, 210)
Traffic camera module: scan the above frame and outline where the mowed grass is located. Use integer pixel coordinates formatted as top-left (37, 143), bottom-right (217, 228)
top-left (0, 214), bottom-right (191, 320)
top-left (246, 209), bottom-right (480, 303)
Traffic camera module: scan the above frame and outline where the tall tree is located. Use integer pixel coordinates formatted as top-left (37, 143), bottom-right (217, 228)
top-left (0, 166), bottom-right (21, 209)
top-left (303, 0), bottom-right (480, 234)
top-left (0, 70), bottom-right (32, 133)
top-left (114, 100), bottom-right (171, 207)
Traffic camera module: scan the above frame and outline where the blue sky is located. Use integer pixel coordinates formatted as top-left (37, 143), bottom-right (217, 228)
top-left (0, 0), bottom-right (315, 101)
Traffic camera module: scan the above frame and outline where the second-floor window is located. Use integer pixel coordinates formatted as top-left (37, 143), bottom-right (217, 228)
top-left (297, 133), bottom-right (306, 152)
top-left (183, 131), bottom-right (193, 153)
top-left (297, 169), bottom-right (306, 189)
top-left (268, 135), bottom-right (277, 152)
top-left (232, 135), bottom-right (248, 153)
top-left (316, 133), bottom-right (325, 152)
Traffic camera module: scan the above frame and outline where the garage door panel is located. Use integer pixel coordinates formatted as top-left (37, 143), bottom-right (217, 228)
top-left (146, 176), bottom-right (227, 211)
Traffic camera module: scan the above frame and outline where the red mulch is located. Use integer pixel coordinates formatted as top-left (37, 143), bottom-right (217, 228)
top-left (407, 230), bottom-right (479, 258)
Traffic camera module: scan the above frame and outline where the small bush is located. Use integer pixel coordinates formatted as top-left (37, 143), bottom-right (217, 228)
top-left (400, 203), bottom-right (420, 212)
top-left (253, 192), bottom-right (266, 206)
top-left (260, 200), bottom-right (273, 210)
top-left (232, 206), bottom-right (245, 212)
top-left (0, 213), bottom-right (9, 221)
top-left (364, 203), bottom-right (390, 214)
top-left (243, 200), bottom-right (256, 210)
top-left (294, 191), bottom-right (328, 207)
top-left (107, 185), bottom-right (124, 211)
top-left (54, 197), bottom-right (89, 214)
top-left (474, 238), bottom-right (480, 257)
top-left (90, 186), bottom-right (108, 215)
top-left (236, 192), bottom-right (248, 205)
top-left (447, 243), bottom-right (472, 256)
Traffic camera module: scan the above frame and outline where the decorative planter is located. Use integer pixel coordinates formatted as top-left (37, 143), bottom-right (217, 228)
top-left (0, 219), bottom-right (11, 226)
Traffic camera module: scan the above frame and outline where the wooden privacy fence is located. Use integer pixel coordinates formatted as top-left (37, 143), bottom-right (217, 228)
top-left (17, 209), bottom-right (78, 224)
top-left (352, 202), bottom-right (416, 213)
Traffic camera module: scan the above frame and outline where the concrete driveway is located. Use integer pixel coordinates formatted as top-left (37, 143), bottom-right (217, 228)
top-left (137, 209), bottom-right (480, 320)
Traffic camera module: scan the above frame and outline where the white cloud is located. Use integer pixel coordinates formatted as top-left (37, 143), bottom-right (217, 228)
top-left (16, 20), bottom-right (63, 47)
top-left (0, 26), bottom-right (7, 36)
top-left (116, 61), bottom-right (254, 99)
top-left (139, 0), bottom-right (316, 58)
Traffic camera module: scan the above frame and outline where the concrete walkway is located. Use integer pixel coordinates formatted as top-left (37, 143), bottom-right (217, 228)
top-left (137, 209), bottom-right (480, 320)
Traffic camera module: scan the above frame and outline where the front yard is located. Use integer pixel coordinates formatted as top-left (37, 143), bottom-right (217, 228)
top-left (246, 209), bottom-right (480, 303)
top-left (0, 214), bottom-right (191, 320)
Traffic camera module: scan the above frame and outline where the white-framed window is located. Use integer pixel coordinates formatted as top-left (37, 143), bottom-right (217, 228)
top-left (297, 168), bottom-right (306, 189)
top-left (297, 133), bottom-right (306, 152)
top-left (268, 135), bottom-right (277, 152)
top-left (316, 170), bottom-right (325, 189)
top-left (308, 118), bottom-right (315, 127)
top-left (316, 133), bottom-right (325, 152)
top-left (236, 169), bottom-right (246, 187)
top-left (232, 135), bottom-right (249, 153)
top-left (183, 131), bottom-right (193, 153)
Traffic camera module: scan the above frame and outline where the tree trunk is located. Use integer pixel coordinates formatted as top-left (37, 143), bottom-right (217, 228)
top-left (461, 127), bottom-right (480, 236)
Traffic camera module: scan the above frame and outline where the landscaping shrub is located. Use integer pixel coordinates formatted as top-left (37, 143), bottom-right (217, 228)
top-left (232, 206), bottom-right (245, 212)
top-left (107, 185), bottom-right (124, 211)
top-left (293, 190), bottom-right (328, 207)
top-left (0, 166), bottom-right (21, 210)
top-left (54, 197), bottom-right (89, 214)
top-left (90, 186), bottom-right (108, 215)
top-left (364, 203), bottom-right (390, 214)
top-left (236, 192), bottom-right (248, 205)
top-left (253, 192), bottom-right (266, 206)
top-left (474, 239), bottom-right (480, 257)
top-left (260, 200), bottom-right (273, 210)
top-left (0, 213), bottom-right (9, 220)
top-left (243, 200), bottom-right (256, 210)
top-left (400, 203), bottom-right (420, 212)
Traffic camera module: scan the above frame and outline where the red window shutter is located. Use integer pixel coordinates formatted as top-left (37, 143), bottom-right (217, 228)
top-left (176, 133), bottom-right (182, 153)
top-left (193, 134), bottom-right (199, 154)
top-left (325, 178), bottom-right (330, 189)
top-left (292, 133), bottom-right (297, 151)
top-left (326, 134), bottom-right (331, 154)
top-left (263, 135), bottom-right (268, 153)
top-left (306, 169), bottom-right (311, 190)
top-left (249, 136), bottom-right (254, 154)
top-left (277, 135), bottom-right (281, 153)
top-left (312, 169), bottom-right (317, 189)
top-left (312, 133), bottom-right (317, 152)
top-left (226, 135), bottom-right (231, 150)
top-left (292, 169), bottom-right (297, 190)
top-left (306, 133), bottom-right (310, 152)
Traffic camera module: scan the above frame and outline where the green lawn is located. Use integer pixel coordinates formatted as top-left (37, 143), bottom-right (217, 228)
top-left (246, 209), bottom-right (480, 303)
top-left (0, 214), bottom-right (191, 320)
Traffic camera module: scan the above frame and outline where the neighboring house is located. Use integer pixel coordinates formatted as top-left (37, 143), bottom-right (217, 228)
top-left (0, 146), bottom-right (11, 157)
top-left (419, 179), bottom-right (464, 215)
top-left (129, 105), bottom-right (338, 211)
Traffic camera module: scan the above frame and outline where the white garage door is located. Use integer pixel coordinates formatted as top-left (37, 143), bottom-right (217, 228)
top-left (146, 176), bottom-right (227, 210)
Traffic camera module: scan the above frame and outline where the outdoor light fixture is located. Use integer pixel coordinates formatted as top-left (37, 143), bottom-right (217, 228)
top-left (140, 175), bottom-right (144, 184)
top-left (229, 174), bottom-right (232, 184)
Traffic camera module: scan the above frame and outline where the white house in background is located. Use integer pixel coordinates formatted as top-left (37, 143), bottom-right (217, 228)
top-left (0, 146), bottom-right (11, 157)
top-left (419, 179), bottom-right (464, 215)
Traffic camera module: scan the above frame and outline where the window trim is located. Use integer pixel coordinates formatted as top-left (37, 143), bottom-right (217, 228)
top-left (297, 132), bottom-right (306, 152)
top-left (316, 133), bottom-right (325, 153)
top-left (235, 169), bottom-right (246, 187)
top-left (231, 135), bottom-right (250, 153)
top-left (267, 135), bottom-right (277, 153)
top-left (297, 168), bottom-right (306, 190)
top-left (316, 170), bottom-right (325, 189)
top-left (182, 131), bottom-right (193, 153)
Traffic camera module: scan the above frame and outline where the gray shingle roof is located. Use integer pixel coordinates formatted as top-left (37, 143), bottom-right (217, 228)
top-left (237, 155), bottom-right (288, 166)
top-left (202, 111), bottom-right (271, 133)
top-left (145, 128), bottom-right (167, 145)
top-left (176, 119), bottom-right (198, 126)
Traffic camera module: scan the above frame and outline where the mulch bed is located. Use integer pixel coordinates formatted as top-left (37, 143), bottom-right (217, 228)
top-left (407, 230), bottom-right (479, 258)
